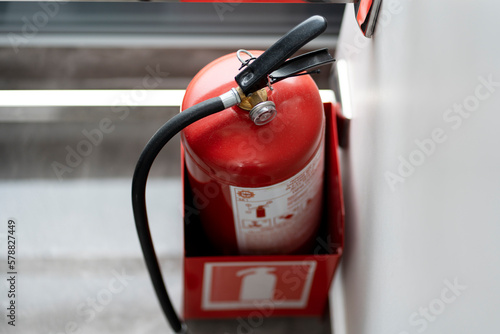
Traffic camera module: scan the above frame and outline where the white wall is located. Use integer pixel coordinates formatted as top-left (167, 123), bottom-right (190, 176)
top-left (335, 2), bottom-right (500, 334)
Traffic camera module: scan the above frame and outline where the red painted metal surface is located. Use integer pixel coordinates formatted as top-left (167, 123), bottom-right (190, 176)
top-left (181, 51), bottom-right (325, 256)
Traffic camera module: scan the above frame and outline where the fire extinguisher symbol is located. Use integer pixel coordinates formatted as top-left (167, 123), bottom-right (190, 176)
top-left (245, 201), bottom-right (272, 216)
top-left (256, 205), bottom-right (266, 218)
top-left (237, 267), bottom-right (276, 301)
top-left (202, 261), bottom-right (317, 310)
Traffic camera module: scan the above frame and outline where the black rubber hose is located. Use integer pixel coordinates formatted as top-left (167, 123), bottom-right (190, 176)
top-left (132, 97), bottom-right (225, 333)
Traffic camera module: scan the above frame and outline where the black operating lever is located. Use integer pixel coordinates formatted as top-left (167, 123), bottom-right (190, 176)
top-left (235, 15), bottom-right (330, 95)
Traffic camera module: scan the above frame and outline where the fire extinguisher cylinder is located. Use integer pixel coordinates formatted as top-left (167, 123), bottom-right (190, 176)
top-left (132, 15), bottom-right (334, 333)
top-left (182, 51), bottom-right (327, 256)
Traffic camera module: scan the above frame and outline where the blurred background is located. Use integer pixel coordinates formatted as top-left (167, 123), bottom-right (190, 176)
top-left (0, 2), bottom-right (343, 334)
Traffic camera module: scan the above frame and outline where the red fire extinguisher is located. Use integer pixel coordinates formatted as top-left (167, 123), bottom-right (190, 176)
top-left (132, 15), bottom-right (334, 333)
top-left (182, 49), bottom-right (326, 255)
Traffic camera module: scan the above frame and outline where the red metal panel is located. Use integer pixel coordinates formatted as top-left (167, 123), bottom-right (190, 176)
top-left (357, 0), bottom-right (373, 27)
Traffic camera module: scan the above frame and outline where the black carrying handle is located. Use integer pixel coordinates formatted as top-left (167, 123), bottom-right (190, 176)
top-left (235, 15), bottom-right (328, 95)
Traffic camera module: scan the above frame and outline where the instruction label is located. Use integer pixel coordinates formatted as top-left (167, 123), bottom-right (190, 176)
top-left (230, 141), bottom-right (324, 254)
